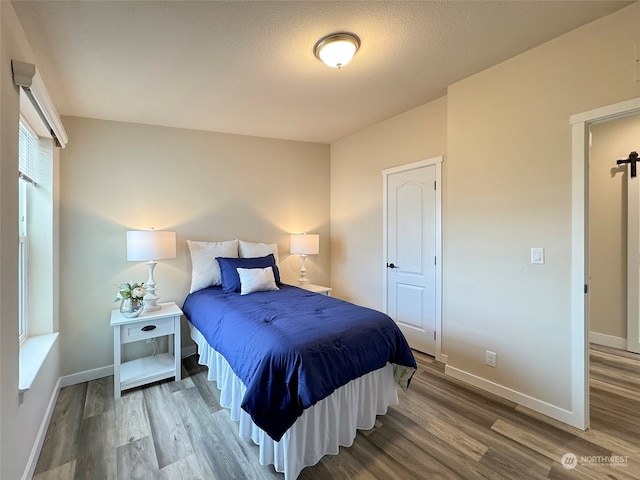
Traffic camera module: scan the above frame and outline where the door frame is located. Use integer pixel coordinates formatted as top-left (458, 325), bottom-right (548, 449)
top-left (382, 156), bottom-right (443, 362)
top-left (571, 96), bottom-right (640, 430)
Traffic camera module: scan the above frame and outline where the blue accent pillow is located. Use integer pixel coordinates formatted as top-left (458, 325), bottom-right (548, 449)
top-left (216, 254), bottom-right (281, 293)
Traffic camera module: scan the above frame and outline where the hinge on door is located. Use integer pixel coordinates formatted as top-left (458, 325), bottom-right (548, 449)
top-left (434, 256), bottom-right (437, 265)
top-left (434, 181), bottom-right (437, 190)
top-left (584, 284), bottom-right (588, 294)
top-left (433, 331), bottom-right (436, 341)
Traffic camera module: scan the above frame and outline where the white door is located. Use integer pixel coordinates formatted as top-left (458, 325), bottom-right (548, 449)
top-left (383, 157), bottom-right (442, 357)
top-left (627, 160), bottom-right (640, 353)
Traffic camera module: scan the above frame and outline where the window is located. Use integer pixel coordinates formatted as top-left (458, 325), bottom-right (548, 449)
top-left (18, 118), bottom-right (38, 343)
top-left (13, 61), bottom-right (65, 392)
top-left (17, 113), bottom-right (59, 392)
top-left (17, 114), bottom-right (54, 338)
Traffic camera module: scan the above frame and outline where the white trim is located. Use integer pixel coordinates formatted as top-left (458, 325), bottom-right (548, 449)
top-left (589, 332), bottom-right (627, 350)
top-left (59, 365), bottom-right (114, 388)
top-left (19, 333), bottom-right (59, 392)
top-left (58, 346), bottom-right (197, 388)
top-left (444, 365), bottom-right (577, 426)
top-left (570, 96), bottom-right (640, 431)
top-left (570, 121), bottom-right (589, 430)
top-left (22, 377), bottom-right (61, 480)
top-left (382, 156), bottom-right (444, 362)
top-left (382, 156), bottom-right (442, 176)
top-left (570, 97), bottom-right (640, 125)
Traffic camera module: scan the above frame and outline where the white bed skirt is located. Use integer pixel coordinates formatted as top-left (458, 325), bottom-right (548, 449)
top-left (189, 324), bottom-right (399, 480)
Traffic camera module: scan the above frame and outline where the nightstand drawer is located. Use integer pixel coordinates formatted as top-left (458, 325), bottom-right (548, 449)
top-left (121, 317), bottom-right (174, 344)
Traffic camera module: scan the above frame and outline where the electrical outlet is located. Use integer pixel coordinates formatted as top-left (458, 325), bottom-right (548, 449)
top-left (485, 350), bottom-right (497, 368)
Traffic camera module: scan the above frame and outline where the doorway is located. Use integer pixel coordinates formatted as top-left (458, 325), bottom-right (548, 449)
top-left (589, 115), bottom-right (640, 353)
top-left (571, 96), bottom-right (640, 430)
top-left (382, 156), bottom-right (443, 361)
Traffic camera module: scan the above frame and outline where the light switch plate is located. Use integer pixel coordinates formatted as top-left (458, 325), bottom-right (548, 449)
top-left (531, 247), bottom-right (545, 264)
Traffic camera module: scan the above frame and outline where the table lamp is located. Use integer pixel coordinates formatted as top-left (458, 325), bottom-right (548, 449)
top-left (126, 229), bottom-right (176, 311)
top-left (290, 233), bottom-right (319, 286)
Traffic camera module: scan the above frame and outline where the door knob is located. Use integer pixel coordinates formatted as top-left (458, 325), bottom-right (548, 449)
top-left (387, 263), bottom-right (398, 269)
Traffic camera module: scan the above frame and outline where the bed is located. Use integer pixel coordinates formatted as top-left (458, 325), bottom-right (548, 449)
top-left (182, 240), bottom-right (416, 479)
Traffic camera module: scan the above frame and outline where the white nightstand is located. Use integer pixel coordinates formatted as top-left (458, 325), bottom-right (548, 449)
top-left (302, 284), bottom-right (333, 296)
top-left (110, 302), bottom-right (182, 398)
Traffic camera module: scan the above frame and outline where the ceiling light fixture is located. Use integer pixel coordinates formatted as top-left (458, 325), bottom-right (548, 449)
top-left (313, 32), bottom-right (360, 69)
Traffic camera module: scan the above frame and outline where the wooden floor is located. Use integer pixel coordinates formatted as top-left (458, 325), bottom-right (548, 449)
top-left (33, 345), bottom-right (640, 480)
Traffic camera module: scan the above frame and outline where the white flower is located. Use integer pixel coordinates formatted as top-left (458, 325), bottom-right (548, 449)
top-left (114, 281), bottom-right (146, 302)
top-left (132, 286), bottom-right (146, 299)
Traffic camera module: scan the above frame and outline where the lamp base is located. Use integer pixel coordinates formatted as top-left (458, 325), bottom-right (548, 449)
top-left (143, 299), bottom-right (161, 312)
top-left (297, 254), bottom-right (310, 287)
top-left (143, 261), bottom-right (162, 311)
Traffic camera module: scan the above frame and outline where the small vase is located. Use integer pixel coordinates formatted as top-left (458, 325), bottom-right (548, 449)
top-left (120, 298), bottom-right (143, 318)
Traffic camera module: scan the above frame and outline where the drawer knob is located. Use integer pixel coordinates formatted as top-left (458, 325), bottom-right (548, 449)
top-left (141, 325), bottom-right (156, 332)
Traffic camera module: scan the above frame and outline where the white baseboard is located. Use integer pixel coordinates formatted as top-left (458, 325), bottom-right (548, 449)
top-left (589, 331), bottom-right (626, 350)
top-left (444, 364), bottom-right (579, 428)
top-left (59, 365), bottom-right (114, 388)
top-left (59, 346), bottom-right (198, 388)
top-left (22, 377), bottom-right (61, 480)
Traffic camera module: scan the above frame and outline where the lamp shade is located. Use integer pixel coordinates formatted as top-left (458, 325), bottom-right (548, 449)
top-left (126, 230), bottom-right (176, 261)
top-left (290, 234), bottom-right (319, 255)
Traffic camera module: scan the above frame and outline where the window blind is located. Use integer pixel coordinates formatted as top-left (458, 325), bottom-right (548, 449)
top-left (18, 118), bottom-right (41, 187)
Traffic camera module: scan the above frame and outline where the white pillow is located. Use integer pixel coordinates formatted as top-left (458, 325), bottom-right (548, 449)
top-left (237, 266), bottom-right (279, 295)
top-left (187, 239), bottom-right (238, 293)
top-left (239, 240), bottom-right (280, 265)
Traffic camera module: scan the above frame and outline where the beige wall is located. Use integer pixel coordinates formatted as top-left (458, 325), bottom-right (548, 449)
top-left (589, 115), bottom-right (640, 340)
top-left (445, 4), bottom-right (639, 411)
top-left (1, 3), bottom-right (61, 479)
top-left (331, 3), bottom-right (640, 422)
top-left (330, 97), bottom-right (447, 307)
top-left (59, 116), bottom-right (330, 375)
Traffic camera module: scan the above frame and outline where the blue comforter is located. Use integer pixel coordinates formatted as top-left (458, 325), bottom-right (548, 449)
top-left (182, 285), bottom-right (416, 441)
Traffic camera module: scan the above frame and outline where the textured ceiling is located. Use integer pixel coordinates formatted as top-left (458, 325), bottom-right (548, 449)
top-left (12, 1), bottom-right (632, 144)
